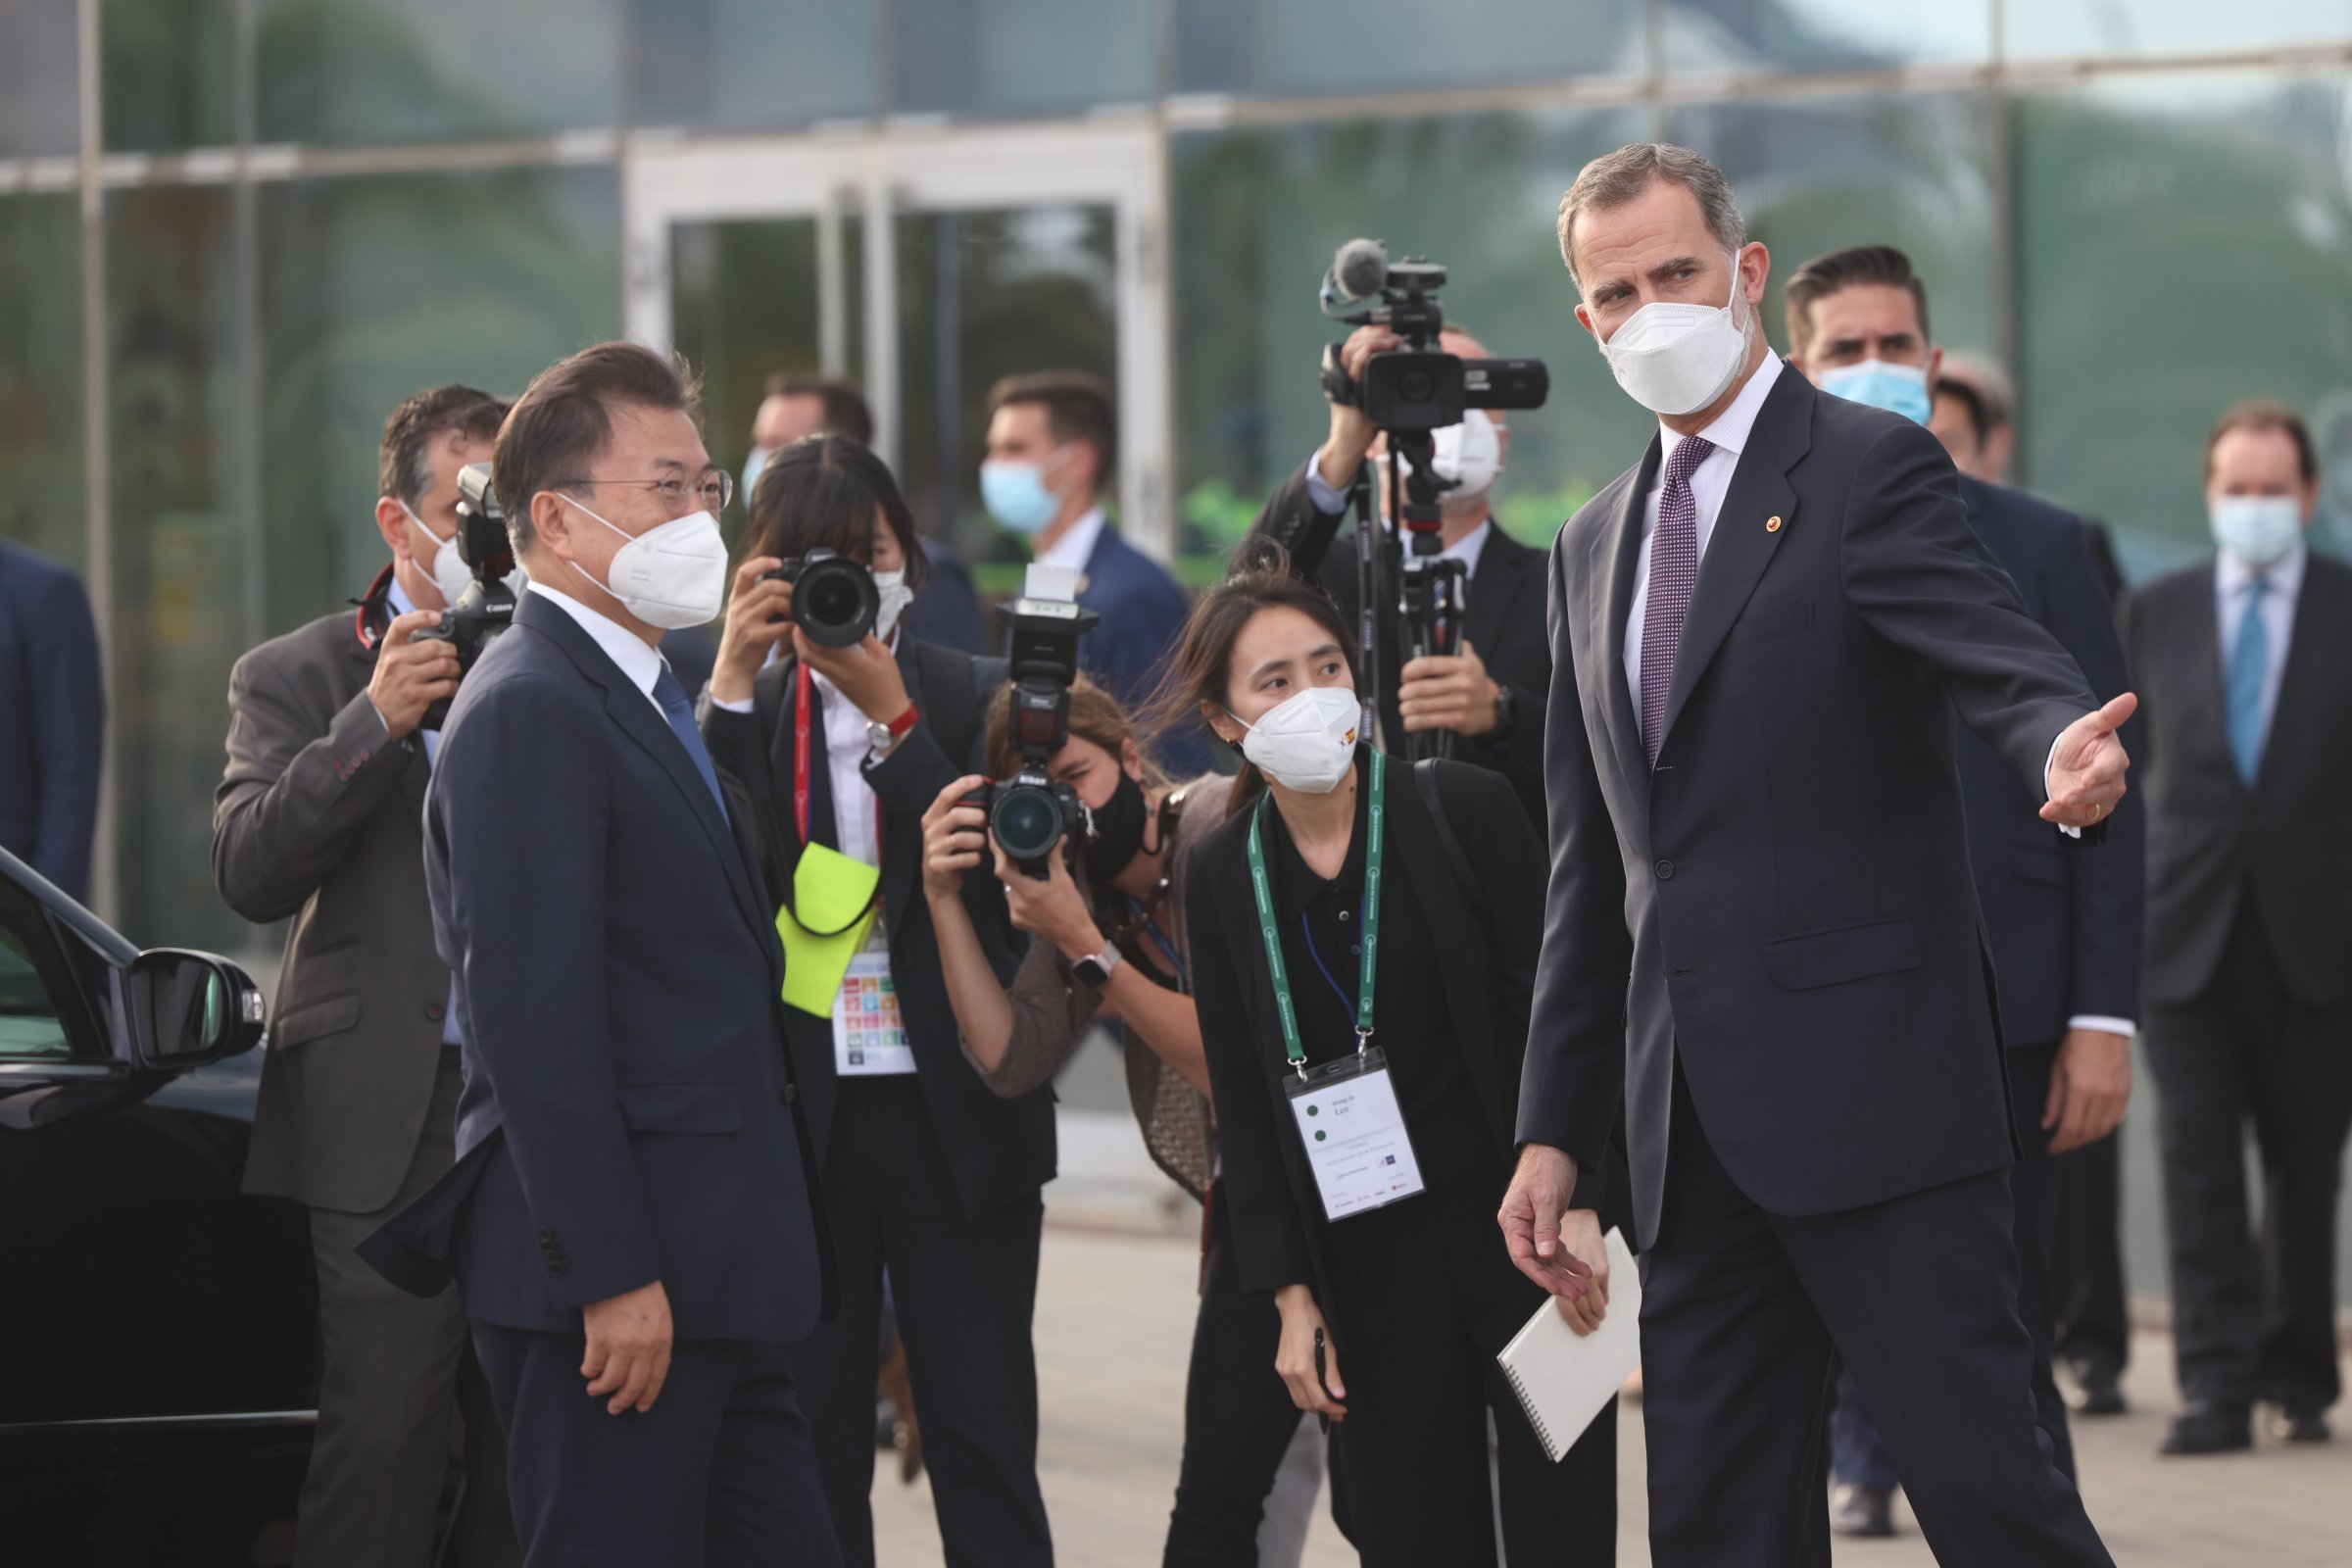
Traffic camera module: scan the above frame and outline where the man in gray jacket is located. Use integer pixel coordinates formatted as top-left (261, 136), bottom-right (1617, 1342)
top-left (214, 384), bottom-right (517, 1566)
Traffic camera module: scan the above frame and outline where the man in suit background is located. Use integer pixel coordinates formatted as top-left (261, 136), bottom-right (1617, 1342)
top-left (1782, 244), bottom-right (2145, 1535)
top-left (2127, 400), bottom-right (2352, 1456)
top-left (1935, 350), bottom-right (2127, 603)
top-left (1250, 322), bottom-right (1554, 831)
top-left (980, 371), bottom-right (1200, 767)
top-left (214, 384), bottom-right (516, 1568)
top-left (1499, 143), bottom-right (2130, 1565)
top-left (742, 373), bottom-right (987, 655)
top-left (0, 539), bottom-right (104, 904)
top-left (363, 343), bottom-right (837, 1566)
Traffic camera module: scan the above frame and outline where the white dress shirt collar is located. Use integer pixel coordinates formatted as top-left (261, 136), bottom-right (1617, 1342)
top-left (525, 581), bottom-right (667, 710)
top-left (1036, 507), bottom-right (1107, 573)
top-left (2216, 539), bottom-right (2309, 602)
top-left (1660, 351), bottom-right (1784, 472)
top-left (1442, 516), bottom-right (1494, 579)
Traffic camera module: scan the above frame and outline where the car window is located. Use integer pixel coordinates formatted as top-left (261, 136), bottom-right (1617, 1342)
top-left (0, 917), bottom-right (75, 1062)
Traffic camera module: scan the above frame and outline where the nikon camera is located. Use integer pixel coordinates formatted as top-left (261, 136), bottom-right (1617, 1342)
top-left (960, 570), bottom-right (1101, 881)
top-left (416, 463), bottom-right (519, 732)
top-left (763, 548), bottom-right (879, 649)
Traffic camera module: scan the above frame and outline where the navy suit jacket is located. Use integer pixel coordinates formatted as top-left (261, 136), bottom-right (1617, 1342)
top-left (364, 592), bottom-right (830, 1344)
top-left (1521, 367), bottom-right (2104, 1246)
top-left (1075, 524), bottom-right (1200, 771)
top-left (1953, 475), bottom-right (2144, 1048)
top-left (0, 541), bottom-right (105, 903)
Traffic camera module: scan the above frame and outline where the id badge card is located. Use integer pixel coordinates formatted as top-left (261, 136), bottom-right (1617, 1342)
top-left (833, 918), bottom-right (915, 1076)
top-left (1284, 1047), bottom-right (1427, 1221)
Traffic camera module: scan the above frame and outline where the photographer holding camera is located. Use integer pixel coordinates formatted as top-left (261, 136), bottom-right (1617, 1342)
top-left (213, 384), bottom-right (516, 1568)
top-left (917, 676), bottom-right (1339, 1566)
top-left (699, 435), bottom-right (1054, 1568)
top-left (1254, 313), bottom-right (1553, 831)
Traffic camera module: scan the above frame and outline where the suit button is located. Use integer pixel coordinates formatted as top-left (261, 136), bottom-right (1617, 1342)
top-left (425, 1000), bottom-right (445, 1021)
top-left (1655, 859), bottom-right (1675, 880)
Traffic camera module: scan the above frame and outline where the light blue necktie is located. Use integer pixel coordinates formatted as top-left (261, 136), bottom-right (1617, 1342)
top-left (2227, 576), bottom-right (2270, 786)
top-left (653, 662), bottom-right (729, 820)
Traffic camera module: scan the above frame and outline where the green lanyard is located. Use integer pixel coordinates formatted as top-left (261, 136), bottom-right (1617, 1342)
top-left (1245, 751), bottom-right (1385, 1078)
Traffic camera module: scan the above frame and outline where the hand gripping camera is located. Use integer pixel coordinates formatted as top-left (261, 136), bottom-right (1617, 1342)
top-left (960, 571), bottom-right (1101, 881)
top-left (1302, 238), bottom-right (1551, 761)
top-left (416, 463), bottom-right (519, 732)
top-left (763, 548), bottom-right (880, 649)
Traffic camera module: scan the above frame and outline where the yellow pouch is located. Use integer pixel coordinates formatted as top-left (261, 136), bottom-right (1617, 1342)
top-left (776, 842), bottom-right (882, 1017)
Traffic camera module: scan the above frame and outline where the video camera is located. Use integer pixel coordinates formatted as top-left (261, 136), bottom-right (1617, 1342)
top-left (1295, 238), bottom-right (1550, 761)
top-left (960, 567), bottom-right (1100, 881)
top-left (763, 548), bottom-right (880, 649)
top-left (416, 463), bottom-right (519, 732)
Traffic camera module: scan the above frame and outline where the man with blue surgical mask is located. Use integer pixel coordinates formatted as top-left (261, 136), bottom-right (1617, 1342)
top-left (1784, 243), bottom-right (2144, 1538)
top-left (2125, 401), bottom-right (2352, 1459)
top-left (980, 370), bottom-right (1200, 768)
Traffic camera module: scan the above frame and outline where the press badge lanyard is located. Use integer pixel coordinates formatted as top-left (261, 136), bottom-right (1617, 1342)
top-left (785, 662), bottom-right (885, 940)
top-left (1245, 751), bottom-right (1386, 1078)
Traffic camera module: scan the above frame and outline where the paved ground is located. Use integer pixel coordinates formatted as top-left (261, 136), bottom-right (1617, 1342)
top-left (864, 1213), bottom-right (2352, 1566)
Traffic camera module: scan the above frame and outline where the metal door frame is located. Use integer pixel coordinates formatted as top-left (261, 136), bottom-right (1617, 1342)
top-left (621, 118), bottom-right (1173, 558)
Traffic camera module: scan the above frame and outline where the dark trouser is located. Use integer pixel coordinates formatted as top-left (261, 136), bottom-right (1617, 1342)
top-left (2144, 897), bottom-right (2352, 1413)
top-left (2050, 1126), bottom-right (2131, 1383)
top-left (1163, 1185), bottom-right (1321, 1567)
top-left (471, 1324), bottom-right (837, 1568)
top-left (797, 1076), bottom-right (1051, 1568)
top-left (1314, 1182), bottom-right (1617, 1568)
top-left (1830, 1042), bottom-right (2077, 1489)
top-left (298, 1049), bottom-right (516, 1568)
top-left (1643, 1064), bottom-right (2110, 1568)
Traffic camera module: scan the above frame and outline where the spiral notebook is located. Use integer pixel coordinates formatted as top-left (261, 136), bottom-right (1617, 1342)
top-left (1494, 1227), bottom-right (1642, 1463)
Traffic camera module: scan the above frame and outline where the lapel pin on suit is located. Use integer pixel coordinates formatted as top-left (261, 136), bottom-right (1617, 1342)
top-left (1766, 515), bottom-right (1784, 533)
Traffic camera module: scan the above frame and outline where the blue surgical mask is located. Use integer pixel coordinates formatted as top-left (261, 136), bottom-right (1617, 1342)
top-left (1819, 359), bottom-right (1932, 426)
top-left (2210, 496), bottom-right (2304, 568)
top-left (741, 446), bottom-right (774, 512)
top-left (980, 449), bottom-right (1071, 538)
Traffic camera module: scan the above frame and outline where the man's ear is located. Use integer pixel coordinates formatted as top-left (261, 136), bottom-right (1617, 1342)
top-left (1925, 345), bottom-right (1944, 386)
top-left (375, 497), bottom-right (414, 562)
top-left (532, 491), bottom-right (575, 560)
top-left (1573, 302), bottom-right (1598, 342)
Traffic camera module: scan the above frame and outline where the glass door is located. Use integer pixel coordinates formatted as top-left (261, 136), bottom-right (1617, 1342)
top-left (622, 120), bottom-right (1172, 572)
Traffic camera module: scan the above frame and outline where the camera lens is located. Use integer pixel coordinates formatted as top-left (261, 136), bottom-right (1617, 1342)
top-left (792, 557), bottom-right (880, 648)
top-left (991, 786), bottom-right (1064, 862)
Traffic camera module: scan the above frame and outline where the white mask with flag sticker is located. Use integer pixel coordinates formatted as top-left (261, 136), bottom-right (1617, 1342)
top-left (1230, 686), bottom-right (1361, 795)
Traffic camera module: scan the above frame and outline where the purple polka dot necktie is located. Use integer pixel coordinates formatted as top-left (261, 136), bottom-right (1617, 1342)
top-left (1640, 435), bottom-right (1715, 768)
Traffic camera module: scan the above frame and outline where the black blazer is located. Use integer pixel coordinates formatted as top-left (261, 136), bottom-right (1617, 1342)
top-left (701, 641), bottom-right (1060, 1220)
top-left (1523, 366), bottom-right (2105, 1248)
top-left (366, 592), bottom-right (831, 1345)
top-left (1253, 468), bottom-right (1553, 831)
top-left (1954, 475), bottom-right (2144, 1047)
top-left (2124, 552), bottom-right (2352, 1007)
top-left (1185, 756), bottom-right (1619, 1349)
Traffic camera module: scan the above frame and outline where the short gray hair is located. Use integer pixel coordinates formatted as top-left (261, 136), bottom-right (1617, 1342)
top-left (1556, 142), bottom-right (1746, 294)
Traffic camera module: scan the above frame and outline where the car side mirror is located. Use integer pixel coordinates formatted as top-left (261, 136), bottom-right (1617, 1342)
top-left (128, 949), bottom-right (266, 1070)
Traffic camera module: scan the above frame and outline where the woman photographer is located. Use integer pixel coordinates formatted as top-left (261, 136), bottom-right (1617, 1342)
top-left (701, 435), bottom-right (1053, 1568)
top-left (917, 676), bottom-right (1330, 1567)
top-left (1170, 546), bottom-right (1619, 1566)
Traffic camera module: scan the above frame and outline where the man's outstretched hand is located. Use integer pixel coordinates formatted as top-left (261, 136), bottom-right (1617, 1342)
top-left (2043, 692), bottom-right (2137, 829)
top-left (1498, 1143), bottom-right (1596, 1303)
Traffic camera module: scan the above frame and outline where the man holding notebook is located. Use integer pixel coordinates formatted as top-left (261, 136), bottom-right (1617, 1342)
top-left (1498, 143), bottom-right (2125, 1564)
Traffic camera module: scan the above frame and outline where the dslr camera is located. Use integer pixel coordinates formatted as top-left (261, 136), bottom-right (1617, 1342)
top-left (764, 548), bottom-right (879, 648)
top-left (416, 463), bottom-right (519, 732)
top-left (960, 568), bottom-right (1101, 881)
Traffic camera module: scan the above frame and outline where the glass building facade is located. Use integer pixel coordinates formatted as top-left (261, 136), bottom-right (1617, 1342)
top-left (7, 4), bottom-right (2352, 1293)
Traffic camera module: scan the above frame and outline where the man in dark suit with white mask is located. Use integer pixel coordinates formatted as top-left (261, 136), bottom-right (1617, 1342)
top-left (1498, 142), bottom-right (2131, 1565)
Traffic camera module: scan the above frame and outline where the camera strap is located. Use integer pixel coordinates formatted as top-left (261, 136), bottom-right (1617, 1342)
top-left (1244, 751), bottom-right (1386, 1077)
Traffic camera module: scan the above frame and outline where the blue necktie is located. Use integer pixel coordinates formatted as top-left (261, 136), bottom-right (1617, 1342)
top-left (653, 663), bottom-right (729, 820)
top-left (2227, 576), bottom-right (2270, 786)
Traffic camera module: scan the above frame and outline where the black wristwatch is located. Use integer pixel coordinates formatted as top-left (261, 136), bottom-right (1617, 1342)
top-left (1490, 684), bottom-right (1520, 741)
top-left (1071, 944), bottom-right (1123, 992)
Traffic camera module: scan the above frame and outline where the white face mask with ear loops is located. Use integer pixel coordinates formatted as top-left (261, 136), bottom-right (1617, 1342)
top-left (1228, 686), bottom-right (1361, 795)
top-left (1596, 250), bottom-right (1754, 417)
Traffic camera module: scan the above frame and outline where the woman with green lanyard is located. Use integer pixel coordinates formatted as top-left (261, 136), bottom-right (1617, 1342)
top-left (1170, 546), bottom-right (1620, 1565)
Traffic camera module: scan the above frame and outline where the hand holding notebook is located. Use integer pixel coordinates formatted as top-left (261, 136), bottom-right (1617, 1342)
top-left (1495, 1227), bottom-right (1642, 1463)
